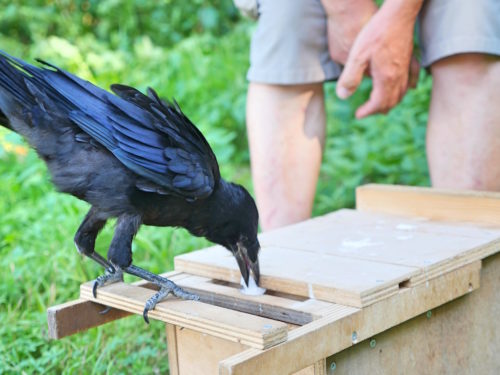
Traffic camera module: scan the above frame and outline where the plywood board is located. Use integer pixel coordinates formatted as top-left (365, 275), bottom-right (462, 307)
top-left (356, 184), bottom-right (500, 226)
top-left (174, 326), bottom-right (248, 375)
top-left (175, 208), bottom-right (499, 307)
top-left (219, 261), bottom-right (481, 375)
top-left (258, 209), bottom-right (500, 268)
top-left (175, 245), bottom-right (419, 307)
top-left (326, 254), bottom-right (500, 375)
top-left (80, 281), bottom-right (288, 350)
top-left (166, 324), bottom-right (180, 375)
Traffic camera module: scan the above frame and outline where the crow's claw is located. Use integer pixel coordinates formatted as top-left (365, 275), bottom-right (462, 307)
top-left (99, 306), bottom-right (112, 315)
top-left (92, 267), bottom-right (123, 298)
top-left (142, 280), bottom-right (199, 324)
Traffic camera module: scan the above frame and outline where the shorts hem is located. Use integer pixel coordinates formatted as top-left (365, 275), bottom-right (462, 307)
top-left (421, 37), bottom-right (500, 67)
top-left (247, 64), bottom-right (341, 85)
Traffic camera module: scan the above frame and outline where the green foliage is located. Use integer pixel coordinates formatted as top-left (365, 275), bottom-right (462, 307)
top-left (0, 1), bottom-right (431, 373)
top-left (0, 0), bottom-right (240, 48)
top-left (316, 75), bottom-right (431, 214)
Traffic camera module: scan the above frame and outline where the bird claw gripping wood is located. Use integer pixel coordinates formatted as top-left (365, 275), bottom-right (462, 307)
top-left (92, 266), bottom-right (124, 298)
top-left (142, 280), bottom-right (200, 324)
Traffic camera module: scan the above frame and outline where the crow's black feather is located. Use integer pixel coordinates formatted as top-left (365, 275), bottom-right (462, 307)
top-left (0, 50), bottom-right (260, 288)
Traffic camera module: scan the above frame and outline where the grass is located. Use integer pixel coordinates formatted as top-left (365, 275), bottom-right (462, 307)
top-left (0, 2), bottom-right (431, 373)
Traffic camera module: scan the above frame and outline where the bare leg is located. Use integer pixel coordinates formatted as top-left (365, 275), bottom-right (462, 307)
top-left (427, 53), bottom-right (500, 190)
top-left (246, 83), bottom-right (326, 231)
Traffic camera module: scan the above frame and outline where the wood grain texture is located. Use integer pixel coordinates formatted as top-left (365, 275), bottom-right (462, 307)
top-left (175, 207), bottom-right (499, 308)
top-left (47, 271), bottom-right (185, 339)
top-left (47, 299), bottom-right (130, 339)
top-left (175, 327), bottom-right (248, 375)
top-left (326, 254), bottom-right (500, 375)
top-left (219, 261), bottom-right (481, 375)
top-left (80, 281), bottom-right (288, 350)
top-left (174, 274), bottom-right (335, 325)
top-left (356, 184), bottom-right (500, 226)
top-left (166, 324), bottom-right (180, 375)
top-left (175, 245), bottom-right (419, 308)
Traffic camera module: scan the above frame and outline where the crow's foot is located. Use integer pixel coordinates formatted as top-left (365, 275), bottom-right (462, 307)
top-left (92, 266), bottom-right (124, 298)
top-left (124, 264), bottom-right (199, 323)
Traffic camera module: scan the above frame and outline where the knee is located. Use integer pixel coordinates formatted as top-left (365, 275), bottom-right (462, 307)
top-left (431, 162), bottom-right (500, 192)
top-left (431, 53), bottom-right (500, 83)
top-left (74, 232), bottom-right (94, 255)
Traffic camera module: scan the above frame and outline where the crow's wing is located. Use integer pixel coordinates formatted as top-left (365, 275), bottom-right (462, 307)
top-left (3, 53), bottom-right (220, 200)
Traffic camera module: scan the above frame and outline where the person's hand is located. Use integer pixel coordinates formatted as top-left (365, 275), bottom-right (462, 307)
top-left (336, 0), bottom-right (423, 119)
top-left (321, 0), bottom-right (377, 65)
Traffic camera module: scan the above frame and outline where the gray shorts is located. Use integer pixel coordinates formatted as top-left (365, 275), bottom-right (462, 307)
top-left (245, 0), bottom-right (500, 85)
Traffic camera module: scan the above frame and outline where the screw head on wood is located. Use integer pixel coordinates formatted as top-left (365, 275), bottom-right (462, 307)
top-left (426, 310), bottom-right (432, 319)
top-left (330, 362), bottom-right (337, 372)
top-left (370, 338), bottom-right (376, 348)
top-left (351, 331), bottom-right (358, 343)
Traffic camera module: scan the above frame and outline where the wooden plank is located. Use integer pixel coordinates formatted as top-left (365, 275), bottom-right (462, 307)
top-left (176, 207), bottom-right (499, 308)
top-left (175, 245), bottom-right (419, 308)
top-left (80, 281), bottom-right (288, 350)
top-left (48, 269), bottom-right (335, 340)
top-left (175, 274), bottom-right (336, 325)
top-left (257, 208), bottom-right (500, 287)
top-left (47, 271), bottom-right (186, 339)
top-left (218, 261), bottom-right (481, 375)
top-left (166, 324), bottom-right (180, 375)
top-left (175, 326), bottom-right (248, 375)
top-left (326, 253), bottom-right (500, 374)
top-left (356, 184), bottom-right (500, 226)
top-left (47, 299), bottom-right (130, 339)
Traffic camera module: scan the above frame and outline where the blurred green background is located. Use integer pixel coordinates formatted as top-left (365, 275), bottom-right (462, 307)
top-left (0, 1), bottom-right (430, 373)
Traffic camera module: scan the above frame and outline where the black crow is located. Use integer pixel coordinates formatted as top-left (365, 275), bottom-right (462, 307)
top-left (0, 51), bottom-right (260, 322)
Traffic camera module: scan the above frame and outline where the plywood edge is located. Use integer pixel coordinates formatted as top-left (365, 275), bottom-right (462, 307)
top-left (356, 184), bottom-right (500, 226)
top-left (46, 270), bottom-right (186, 339)
top-left (219, 260), bottom-right (481, 375)
top-left (79, 282), bottom-right (288, 350)
top-left (176, 251), bottom-right (420, 309)
top-left (166, 324), bottom-right (180, 375)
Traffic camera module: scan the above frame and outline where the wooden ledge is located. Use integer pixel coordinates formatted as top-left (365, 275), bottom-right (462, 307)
top-left (79, 281), bottom-right (288, 350)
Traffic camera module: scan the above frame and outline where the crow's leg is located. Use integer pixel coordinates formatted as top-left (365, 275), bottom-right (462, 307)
top-left (91, 212), bottom-right (142, 297)
top-left (123, 264), bottom-right (199, 323)
top-left (74, 206), bottom-right (112, 270)
top-left (101, 214), bottom-right (198, 322)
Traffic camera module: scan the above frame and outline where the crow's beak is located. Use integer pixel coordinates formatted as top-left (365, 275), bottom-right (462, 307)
top-left (234, 240), bottom-right (260, 287)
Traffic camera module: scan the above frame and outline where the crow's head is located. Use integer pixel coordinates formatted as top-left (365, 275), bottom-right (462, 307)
top-left (205, 180), bottom-right (260, 287)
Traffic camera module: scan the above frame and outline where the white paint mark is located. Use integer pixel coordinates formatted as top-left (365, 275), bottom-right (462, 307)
top-left (240, 276), bottom-right (266, 296)
top-left (341, 238), bottom-right (382, 249)
top-left (396, 224), bottom-right (417, 231)
top-left (396, 234), bottom-right (413, 240)
top-left (308, 283), bottom-right (316, 299)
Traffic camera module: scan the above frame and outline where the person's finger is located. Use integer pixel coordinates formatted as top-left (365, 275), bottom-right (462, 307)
top-left (408, 56), bottom-right (420, 89)
top-left (355, 84), bottom-right (386, 119)
top-left (336, 46), bottom-right (368, 99)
